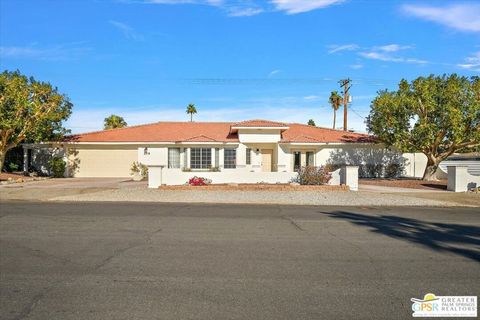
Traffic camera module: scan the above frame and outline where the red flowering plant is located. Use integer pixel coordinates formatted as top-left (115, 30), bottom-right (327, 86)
top-left (188, 176), bottom-right (212, 186)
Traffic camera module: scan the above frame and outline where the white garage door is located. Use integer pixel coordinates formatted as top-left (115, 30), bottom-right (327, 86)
top-left (71, 147), bottom-right (138, 177)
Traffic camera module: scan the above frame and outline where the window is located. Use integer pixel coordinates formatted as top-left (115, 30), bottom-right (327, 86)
top-left (246, 148), bottom-right (251, 165)
top-left (215, 148), bottom-right (219, 167)
top-left (306, 151), bottom-right (314, 166)
top-left (224, 148), bottom-right (236, 169)
top-left (294, 151), bottom-right (301, 171)
top-left (190, 148), bottom-right (211, 169)
top-left (168, 148), bottom-right (180, 168)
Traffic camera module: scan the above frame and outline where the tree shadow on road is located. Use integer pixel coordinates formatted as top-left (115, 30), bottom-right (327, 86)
top-left (320, 211), bottom-right (480, 262)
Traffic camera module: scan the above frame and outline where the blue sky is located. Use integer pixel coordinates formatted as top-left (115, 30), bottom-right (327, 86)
top-left (1, 0), bottom-right (479, 133)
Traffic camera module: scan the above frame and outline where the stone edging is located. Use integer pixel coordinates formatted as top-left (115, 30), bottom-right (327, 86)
top-left (159, 184), bottom-right (349, 191)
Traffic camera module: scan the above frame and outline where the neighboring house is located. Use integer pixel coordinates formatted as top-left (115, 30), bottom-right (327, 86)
top-left (22, 119), bottom-right (424, 184)
top-left (439, 152), bottom-right (480, 176)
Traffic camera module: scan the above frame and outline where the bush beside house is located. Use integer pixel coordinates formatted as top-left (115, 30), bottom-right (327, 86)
top-left (295, 166), bottom-right (332, 185)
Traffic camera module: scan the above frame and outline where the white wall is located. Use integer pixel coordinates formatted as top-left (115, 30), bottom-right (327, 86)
top-left (160, 169), bottom-right (298, 185)
top-left (238, 129), bottom-right (281, 143)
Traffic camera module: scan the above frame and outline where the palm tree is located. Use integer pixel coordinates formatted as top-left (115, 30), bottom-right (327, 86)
top-left (307, 119), bottom-right (316, 126)
top-left (328, 91), bottom-right (343, 129)
top-left (186, 103), bottom-right (197, 122)
top-left (104, 114), bottom-right (127, 130)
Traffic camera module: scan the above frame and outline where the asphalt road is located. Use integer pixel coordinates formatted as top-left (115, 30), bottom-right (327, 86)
top-left (1, 202), bottom-right (479, 320)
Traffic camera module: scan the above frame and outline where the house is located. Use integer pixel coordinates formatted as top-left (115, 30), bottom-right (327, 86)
top-left (23, 119), bottom-right (424, 185)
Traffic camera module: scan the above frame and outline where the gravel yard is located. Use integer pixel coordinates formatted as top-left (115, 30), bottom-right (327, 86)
top-left (52, 187), bottom-right (462, 206)
top-left (360, 178), bottom-right (447, 190)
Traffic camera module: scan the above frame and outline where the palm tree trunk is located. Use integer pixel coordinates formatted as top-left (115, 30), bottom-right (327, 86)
top-left (333, 110), bottom-right (336, 129)
top-left (190, 113), bottom-right (192, 122)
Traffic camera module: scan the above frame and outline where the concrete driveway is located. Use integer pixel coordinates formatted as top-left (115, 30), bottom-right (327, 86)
top-left (1, 202), bottom-right (479, 320)
top-left (0, 178), bottom-right (146, 201)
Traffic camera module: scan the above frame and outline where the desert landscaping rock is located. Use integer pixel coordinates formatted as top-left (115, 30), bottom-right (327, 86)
top-left (52, 187), bottom-right (458, 206)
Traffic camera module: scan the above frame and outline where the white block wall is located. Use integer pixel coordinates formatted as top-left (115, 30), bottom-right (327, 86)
top-left (447, 166), bottom-right (480, 192)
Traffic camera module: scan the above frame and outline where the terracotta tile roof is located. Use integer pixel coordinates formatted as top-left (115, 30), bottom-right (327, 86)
top-left (281, 123), bottom-right (374, 143)
top-left (231, 119), bottom-right (289, 128)
top-left (66, 122), bottom-right (238, 143)
top-left (66, 120), bottom-right (373, 143)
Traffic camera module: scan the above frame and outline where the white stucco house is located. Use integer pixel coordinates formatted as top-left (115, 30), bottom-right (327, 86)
top-left (23, 119), bottom-right (427, 185)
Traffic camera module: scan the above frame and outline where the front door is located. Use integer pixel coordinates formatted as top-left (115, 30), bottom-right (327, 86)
top-left (261, 149), bottom-right (273, 172)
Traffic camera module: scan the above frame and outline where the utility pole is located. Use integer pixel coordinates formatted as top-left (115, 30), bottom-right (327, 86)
top-left (339, 78), bottom-right (352, 131)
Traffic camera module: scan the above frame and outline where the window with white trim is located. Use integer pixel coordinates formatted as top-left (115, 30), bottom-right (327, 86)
top-left (246, 148), bottom-right (251, 165)
top-left (168, 148), bottom-right (180, 168)
top-left (224, 148), bottom-right (236, 169)
top-left (190, 148), bottom-right (211, 169)
top-left (306, 151), bottom-right (314, 166)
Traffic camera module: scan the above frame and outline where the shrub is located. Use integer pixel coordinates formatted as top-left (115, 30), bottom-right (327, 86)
top-left (385, 163), bottom-right (403, 178)
top-left (210, 166), bottom-right (220, 172)
top-left (130, 161), bottom-right (148, 178)
top-left (296, 166), bottom-right (332, 185)
top-left (364, 164), bottom-right (383, 178)
top-left (48, 157), bottom-right (66, 178)
top-left (188, 176), bottom-right (212, 186)
top-left (8, 162), bottom-right (19, 172)
top-left (324, 163), bottom-right (341, 173)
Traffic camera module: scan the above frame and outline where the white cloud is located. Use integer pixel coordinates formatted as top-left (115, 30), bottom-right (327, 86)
top-left (349, 64), bottom-right (363, 69)
top-left (457, 51), bottom-right (480, 72)
top-left (142, 0), bottom-right (262, 17)
top-left (327, 44), bottom-right (359, 54)
top-left (303, 95), bottom-right (322, 101)
top-left (327, 42), bottom-right (428, 65)
top-left (359, 45), bottom-right (427, 65)
top-left (227, 6), bottom-right (263, 17)
top-left (145, 0), bottom-right (223, 4)
top-left (402, 3), bottom-right (480, 32)
top-left (271, 0), bottom-right (344, 14)
top-left (374, 44), bottom-right (412, 52)
top-left (0, 43), bottom-right (91, 61)
top-left (109, 20), bottom-right (144, 41)
top-left (359, 51), bottom-right (402, 62)
top-left (268, 69), bottom-right (281, 77)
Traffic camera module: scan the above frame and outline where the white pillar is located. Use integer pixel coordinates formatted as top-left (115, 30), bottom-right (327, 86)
top-left (447, 166), bottom-right (468, 192)
top-left (341, 165), bottom-right (359, 191)
top-left (148, 165), bottom-right (164, 188)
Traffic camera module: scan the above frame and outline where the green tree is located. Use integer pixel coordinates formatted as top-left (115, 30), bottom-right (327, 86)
top-left (186, 103), bottom-right (197, 122)
top-left (104, 114), bottom-right (127, 130)
top-left (329, 91), bottom-right (342, 129)
top-left (367, 74), bottom-right (480, 181)
top-left (307, 119), bottom-right (316, 126)
top-left (0, 70), bottom-right (72, 171)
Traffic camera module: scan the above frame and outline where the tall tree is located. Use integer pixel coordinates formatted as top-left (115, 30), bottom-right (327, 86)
top-left (367, 74), bottom-right (480, 181)
top-left (307, 119), bottom-right (316, 126)
top-left (0, 70), bottom-right (72, 171)
top-left (104, 114), bottom-right (127, 130)
top-left (329, 91), bottom-right (342, 129)
top-left (186, 103), bottom-right (197, 122)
